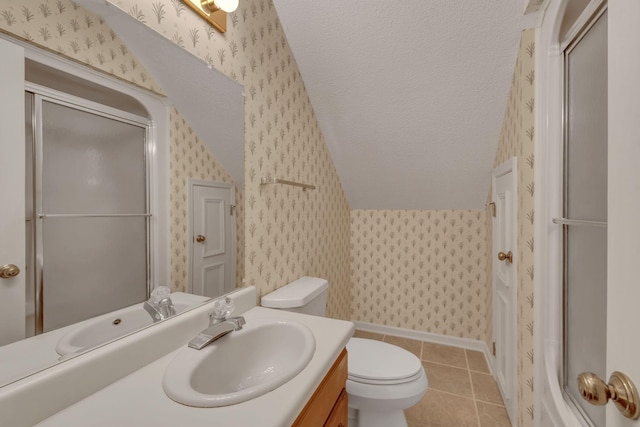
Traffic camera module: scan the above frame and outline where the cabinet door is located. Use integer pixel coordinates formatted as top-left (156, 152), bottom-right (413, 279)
top-left (324, 389), bottom-right (348, 427)
top-left (293, 349), bottom-right (348, 426)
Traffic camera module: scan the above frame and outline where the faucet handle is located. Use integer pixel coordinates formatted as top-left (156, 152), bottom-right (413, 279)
top-left (231, 316), bottom-right (246, 330)
top-left (150, 286), bottom-right (171, 303)
top-left (211, 297), bottom-right (234, 321)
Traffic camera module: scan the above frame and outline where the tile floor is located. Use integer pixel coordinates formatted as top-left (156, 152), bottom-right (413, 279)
top-left (352, 330), bottom-right (512, 427)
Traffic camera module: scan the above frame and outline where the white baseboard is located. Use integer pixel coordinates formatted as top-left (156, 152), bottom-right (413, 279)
top-left (353, 320), bottom-right (494, 374)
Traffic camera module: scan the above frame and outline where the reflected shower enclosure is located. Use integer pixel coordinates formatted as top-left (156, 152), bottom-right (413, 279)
top-left (25, 88), bottom-right (151, 336)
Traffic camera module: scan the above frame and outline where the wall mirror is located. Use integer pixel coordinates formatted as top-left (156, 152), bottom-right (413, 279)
top-left (0, 1), bottom-right (244, 388)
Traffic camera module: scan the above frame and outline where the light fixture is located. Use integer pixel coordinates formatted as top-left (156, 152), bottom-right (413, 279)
top-left (201, 0), bottom-right (238, 13)
top-left (181, 0), bottom-right (238, 33)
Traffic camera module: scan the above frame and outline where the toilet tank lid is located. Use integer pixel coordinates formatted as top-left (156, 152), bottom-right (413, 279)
top-left (261, 276), bottom-right (328, 308)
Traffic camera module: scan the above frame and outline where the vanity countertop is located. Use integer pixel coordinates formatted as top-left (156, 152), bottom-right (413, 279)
top-left (35, 307), bottom-right (354, 427)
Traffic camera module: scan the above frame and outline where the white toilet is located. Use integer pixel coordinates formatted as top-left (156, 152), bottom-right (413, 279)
top-left (261, 277), bottom-right (428, 427)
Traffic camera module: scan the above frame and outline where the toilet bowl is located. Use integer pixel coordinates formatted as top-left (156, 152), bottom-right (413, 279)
top-left (346, 338), bottom-right (428, 427)
top-left (261, 277), bottom-right (428, 427)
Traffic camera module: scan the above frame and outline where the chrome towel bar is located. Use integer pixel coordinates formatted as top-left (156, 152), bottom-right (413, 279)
top-left (260, 177), bottom-right (315, 191)
top-left (552, 217), bottom-right (607, 227)
top-left (38, 213), bottom-right (152, 219)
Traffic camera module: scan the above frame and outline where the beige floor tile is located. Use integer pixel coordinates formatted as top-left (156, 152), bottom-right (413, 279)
top-left (406, 389), bottom-right (479, 427)
top-left (466, 350), bottom-right (490, 373)
top-left (383, 335), bottom-right (422, 358)
top-left (352, 330), bottom-right (384, 341)
top-left (423, 362), bottom-right (473, 398)
top-left (422, 342), bottom-right (467, 368)
top-left (477, 402), bottom-right (512, 427)
top-left (471, 371), bottom-right (505, 405)
top-left (371, 335), bottom-right (510, 426)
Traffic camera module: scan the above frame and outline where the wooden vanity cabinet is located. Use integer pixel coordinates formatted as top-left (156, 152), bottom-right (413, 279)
top-left (292, 349), bottom-right (348, 427)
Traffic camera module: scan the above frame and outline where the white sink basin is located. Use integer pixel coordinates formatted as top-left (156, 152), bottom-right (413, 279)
top-left (162, 318), bottom-right (316, 407)
top-left (56, 293), bottom-right (207, 356)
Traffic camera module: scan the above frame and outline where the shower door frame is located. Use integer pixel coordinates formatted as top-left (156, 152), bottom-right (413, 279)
top-left (0, 32), bottom-right (169, 344)
top-left (560, 7), bottom-right (608, 425)
top-left (534, 1), bottom-right (611, 426)
top-left (26, 82), bottom-right (153, 335)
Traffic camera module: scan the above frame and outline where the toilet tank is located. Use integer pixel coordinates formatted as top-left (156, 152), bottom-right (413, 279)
top-left (261, 277), bottom-right (328, 317)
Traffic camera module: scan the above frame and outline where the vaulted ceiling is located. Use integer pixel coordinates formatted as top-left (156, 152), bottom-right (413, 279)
top-left (272, 1), bottom-right (529, 210)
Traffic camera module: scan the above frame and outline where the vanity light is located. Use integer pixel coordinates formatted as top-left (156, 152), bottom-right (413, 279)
top-left (201, 0), bottom-right (239, 13)
top-left (181, 0), bottom-right (239, 33)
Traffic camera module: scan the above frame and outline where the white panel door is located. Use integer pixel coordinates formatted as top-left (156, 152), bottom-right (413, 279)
top-left (0, 39), bottom-right (25, 345)
top-left (606, 1), bottom-right (640, 425)
top-left (190, 182), bottom-right (235, 298)
top-left (492, 158), bottom-right (517, 424)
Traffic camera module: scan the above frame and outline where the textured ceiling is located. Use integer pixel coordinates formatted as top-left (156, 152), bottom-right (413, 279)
top-left (273, 0), bottom-right (527, 210)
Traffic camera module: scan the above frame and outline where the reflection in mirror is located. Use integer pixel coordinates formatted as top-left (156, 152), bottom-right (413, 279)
top-left (0, 7), bottom-right (244, 386)
top-left (0, 292), bottom-right (208, 387)
top-left (25, 83), bottom-right (150, 335)
top-left (56, 292), bottom-right (208, 357)
top-left (86, 2), bottom-right (246, 295)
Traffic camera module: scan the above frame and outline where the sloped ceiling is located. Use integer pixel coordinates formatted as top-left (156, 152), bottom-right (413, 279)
top-left (273, 1), bottom-right (527, 210)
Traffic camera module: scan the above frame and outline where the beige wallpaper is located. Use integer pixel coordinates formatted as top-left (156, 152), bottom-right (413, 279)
top-left (0, 0), bottom-right (244, 296)
top-left (2, 9), bottom-right (536, 424)
top-left (492, 29), bottom-right (536, 427)
top-left (1, 0), bottom-right (351, 319)
top-left (107, 0), bottom-right (352, 320)
top-left (351, 209), bottom-right (489, 340)
top-left (169, 107), bottom-right (245, 291)
top-left (0, 0), bottom-right (161, 93)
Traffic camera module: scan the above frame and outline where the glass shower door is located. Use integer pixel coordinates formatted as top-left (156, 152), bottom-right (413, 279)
top-left (35, 97), bottom-right (149, 332)
top-left (562, 9), bottom-right (608, 427)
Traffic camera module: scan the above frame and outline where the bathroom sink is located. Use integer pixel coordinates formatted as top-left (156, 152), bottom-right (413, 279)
top-left (162, 318), bottom-right (316, 407)
top-left (55, 295), bottom-right (205, 356)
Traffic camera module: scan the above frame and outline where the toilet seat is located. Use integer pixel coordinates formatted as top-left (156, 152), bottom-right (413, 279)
top-left (348, 369), bottom-right (424, 386)
top-left (347, 338), bottom-right (423, 385)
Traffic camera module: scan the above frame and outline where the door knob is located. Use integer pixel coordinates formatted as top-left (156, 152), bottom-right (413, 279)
top-left (195, 235), bottom-right (206, 243)
top-left (0, 264), bottom-right (20, 279)
top-left (577, 371), bottom-right (640, 419)
top-left (497, 251), bottom-right (513, 263)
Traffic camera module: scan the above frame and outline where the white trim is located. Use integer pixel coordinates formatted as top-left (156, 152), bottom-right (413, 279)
top-left (534, 1), bottom-right (584, 426)
top-left (352, 320), bottom-right (493, 371)
top-left (491, 157), bottom-right (518, 425)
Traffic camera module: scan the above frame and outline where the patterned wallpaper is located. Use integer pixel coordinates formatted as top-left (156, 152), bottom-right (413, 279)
top-left (0, 0), bottom-right (161, 93)
top-left (1, 9), bottom-right (536, 422)
top-left (106, 0), bottom-right (352, 320)
top-left (0, 0), bottom-right (248, 296)
top-left (351, 209), bottom-right (488, 340)
top-left (492, 29), bottom-right (536, 427)
top-left (169, 107), bottom-right (244, 291)
top-left (0, 0), bottom-right (352, 318)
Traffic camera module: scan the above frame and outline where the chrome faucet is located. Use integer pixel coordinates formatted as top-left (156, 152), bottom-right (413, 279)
top-left (188, 297), bottom-right (245, 350)
top-left (144, 286), bottom-right (176, 322)
top-left (188, 316), bottom-right (246, 350)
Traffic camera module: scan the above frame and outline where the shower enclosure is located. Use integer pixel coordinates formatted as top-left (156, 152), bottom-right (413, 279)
top-left (561, 8), bottom-right (607, 426)
top-left (24, 85), bottom-right (151, 336)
